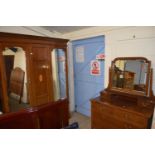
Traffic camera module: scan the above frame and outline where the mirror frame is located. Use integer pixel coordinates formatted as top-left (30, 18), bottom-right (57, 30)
top-left (108, 57), bottom-right (151, 97)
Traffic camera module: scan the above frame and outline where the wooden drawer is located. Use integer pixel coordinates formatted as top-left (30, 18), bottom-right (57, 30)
top-left (112, 108), bottom-right (147, 127)
top-left (92, 113), bottom-right (140, 129)
top-left (91, 101), bottom-right (148, 128)
top-left (123, 122), bottom-right (145, 129)
top-left (92, 116), bottom-right (123, 129)
top-left (92, 113), bottom-right (145, 129)
top-left (94, 102), bottom-right (147, 127)
top-left (92, 102), bottom-right (114, 118)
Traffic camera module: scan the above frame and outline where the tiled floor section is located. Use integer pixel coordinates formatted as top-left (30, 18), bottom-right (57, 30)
top-left (69, 112), bottom-right (91, 129)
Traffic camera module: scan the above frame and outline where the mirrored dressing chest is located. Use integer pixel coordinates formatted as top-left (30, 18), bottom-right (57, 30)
top-left (91, 57), bottom-right (155, 129)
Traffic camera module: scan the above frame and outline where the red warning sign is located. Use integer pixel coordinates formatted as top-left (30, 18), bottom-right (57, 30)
top-left (96, 53), bottom-right (105, 60)
top-left (90, 60), bottom-right (100, 75)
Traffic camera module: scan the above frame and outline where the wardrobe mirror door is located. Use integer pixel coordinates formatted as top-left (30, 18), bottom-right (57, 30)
top-left (51, 49), bottom-right (67, 101)
top-left (2, 47), bottom-right (29, 112)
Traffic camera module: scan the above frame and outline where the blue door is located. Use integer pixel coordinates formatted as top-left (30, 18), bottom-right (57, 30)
top-left (72, 36), bottom-right (105, 116)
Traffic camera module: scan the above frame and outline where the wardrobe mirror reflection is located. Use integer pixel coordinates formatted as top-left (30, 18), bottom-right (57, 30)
top-left (51, 49), bottom-right (67, 101)
top-left (1, 47), bottom-right (29, 112)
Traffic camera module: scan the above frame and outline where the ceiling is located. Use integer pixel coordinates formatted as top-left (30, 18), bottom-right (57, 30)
top-left (42, 26), bottom-right (93, 34)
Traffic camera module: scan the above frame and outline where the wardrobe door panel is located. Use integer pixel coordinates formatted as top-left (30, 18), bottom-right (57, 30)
top-left (29, 45), bottom-right (53, 106)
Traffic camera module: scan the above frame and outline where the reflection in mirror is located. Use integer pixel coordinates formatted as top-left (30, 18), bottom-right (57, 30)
top-left (112, 59), bottom-right (148, 93)
top-left (1, 47), bottom-right (29, 112)
top-left (51, 49), bottom-right (66, 101)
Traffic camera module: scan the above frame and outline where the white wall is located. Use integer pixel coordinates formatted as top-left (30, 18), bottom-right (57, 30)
top-left (65, 26), bottom-right (155, 128)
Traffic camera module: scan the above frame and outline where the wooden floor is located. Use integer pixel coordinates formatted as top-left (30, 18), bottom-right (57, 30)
top-left (69, 112), bottom-right (91, 129)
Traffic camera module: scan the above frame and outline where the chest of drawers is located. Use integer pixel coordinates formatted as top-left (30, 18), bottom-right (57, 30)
top-left (91, 97), bottom-right (154, 129)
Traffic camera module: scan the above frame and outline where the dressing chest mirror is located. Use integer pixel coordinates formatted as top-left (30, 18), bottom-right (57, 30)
top-left (109, 57), bottom-right (152, 97)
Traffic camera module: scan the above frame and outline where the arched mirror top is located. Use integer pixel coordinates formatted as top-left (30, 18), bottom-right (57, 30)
top-left (109, 57), bottom-right (152, 97)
